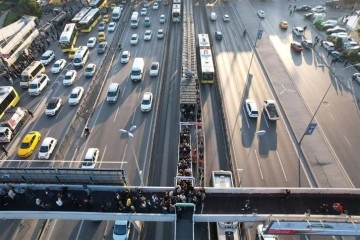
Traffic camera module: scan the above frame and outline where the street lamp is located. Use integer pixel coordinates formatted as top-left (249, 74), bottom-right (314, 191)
top-left (238, 130), bottom-right (266, 186)
top-left (298, 63), bottom-right (360, 145)
top-left (119, 126), bottom-right (144, 187)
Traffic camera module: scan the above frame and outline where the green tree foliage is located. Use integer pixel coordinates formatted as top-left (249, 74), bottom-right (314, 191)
top-left (18, 0), bottom-right (43, 18)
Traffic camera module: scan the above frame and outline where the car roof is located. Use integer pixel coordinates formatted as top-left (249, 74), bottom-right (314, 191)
top-left (109, 83), bottom-right (119, 91)
top-left (72, 87), bottom-right (82, 93)
top-left (42, 137), bottom-right (55, 145)
top-left (85, 148), bottom-right (99, 159)
top-left (43, 50), bottom-right (53, 55)
top-left (143, 92), bottom-right (152, 100)
top-left (87, 63), bottom-right (95, 68)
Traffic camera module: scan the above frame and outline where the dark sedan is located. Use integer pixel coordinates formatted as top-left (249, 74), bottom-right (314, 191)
top-left (291, 42), bottom-right (303, 52)
top-left (97, 41), bottom-right (108, 54)
top-left (296, 5), bottom-right (312, 12)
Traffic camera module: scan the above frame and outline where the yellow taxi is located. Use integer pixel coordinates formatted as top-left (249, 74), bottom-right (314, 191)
top-left (98, 31), bottom-right (106, 42)
top-left (110, 3), bottom-right (116, 9)
top-left (103, 14), bottom-right (110, 23)
top-left (68, 48), bottom-right (77, 59)
top-left (279, 21), bottom-right (288, 29)
top-left (18, 131), bottom-right (41, 158)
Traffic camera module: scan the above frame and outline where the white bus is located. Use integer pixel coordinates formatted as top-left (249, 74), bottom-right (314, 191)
top-left (78, 8), bottom-right (101, 32)
top-left (198, 33), bottom-right (210, 49)
top-left (59, 23), bottom-right (78, 53)
top-left (212, 171), bottom-right (240, 240)
top-left (199, 48), bottom-right (215, 84)
top-left (89, 0), bottom-right (107, 9)
top-left (112, 6), bottom-right (122, 21)
top-left (72, 7), bottom-right (92, 24)
top-left (172, 4), bottom-right (181, 22)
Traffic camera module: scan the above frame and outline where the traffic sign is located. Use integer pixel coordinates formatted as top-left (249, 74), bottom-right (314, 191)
top-left (257, 29), bottom-right (264, 39)
top-left (305, 122), bottom-right (317, 135)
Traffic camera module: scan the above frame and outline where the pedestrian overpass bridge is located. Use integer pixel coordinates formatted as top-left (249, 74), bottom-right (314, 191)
top-left (1, 168), bottom-right (360, 239)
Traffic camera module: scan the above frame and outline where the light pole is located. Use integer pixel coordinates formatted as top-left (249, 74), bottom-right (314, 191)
top-left (298, 63), bottom-right (360, 145)
top-left (119, 126), bottom-right (144, 187)
top-left (239, 130), bottom-right (266, 186)
top-left (245, 20), bottom-right (263, 82)
top-left (297, 63), bottom-right (360, 187)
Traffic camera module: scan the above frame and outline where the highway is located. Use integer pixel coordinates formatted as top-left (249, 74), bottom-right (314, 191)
top-left (0, 0), bottom-right (359, 239)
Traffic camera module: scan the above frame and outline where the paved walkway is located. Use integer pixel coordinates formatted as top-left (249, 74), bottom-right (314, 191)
top-left (0, 10), bottom-right (10, 27)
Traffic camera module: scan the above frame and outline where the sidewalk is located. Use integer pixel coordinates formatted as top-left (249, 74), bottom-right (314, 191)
top-left (0, 10), bottom-right (10, 28)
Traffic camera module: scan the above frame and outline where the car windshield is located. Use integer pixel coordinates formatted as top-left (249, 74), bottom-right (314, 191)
top-left (41, 55), bottom-right (49, 60)
top-left (114, 224), bottom-right (127, 235)
top-left (86, 67), bottom-right (93, 72)
top-left (29, 83), bottom-right (38, 89)
top-left (39, 145), bottom-right (49, 153)
top-left (64, 75), bottom-right (72, 80)
top-left (88, 39), bottom-right (94, 43)
top-left (70, 92), bottom-right (78, 98)
top-left (47, 102), bottom-right (56, 109)
top-left (108, 91), bottom-right (117, 97)
top-left (151, 64), bottom-right (157, 70)
top-left (20, 142), bottom-right (30, 149)
top-left (142, 99), bottom-right (150, 105)
top-left (54, 63), bottom-right (60, 67)
top-left (122, 54), bottom-right (128, 59)
top-left (82, 159), bottom-right (93, 166)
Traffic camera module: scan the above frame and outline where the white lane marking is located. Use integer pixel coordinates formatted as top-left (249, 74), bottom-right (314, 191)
top-left (99, 145), bottom-right (107, 168)
top-left (75, 220), bottom-right (84, 240)
top-left (45, 219), bottom-right (58, 240)
top-left (255, 149), bottom-right (264, 180)
top-left (120, 144), bottom-right (128, 169)
top-left (328, 111), bottom-right (335, 120)
top-left (113, 106), bottom-right (120, 123)
top-left (343, 135), bottom-right (352, 148)
top-left (276, 150), bottom-right (287, 182)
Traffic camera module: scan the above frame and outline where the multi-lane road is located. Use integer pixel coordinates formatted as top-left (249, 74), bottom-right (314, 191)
top-left (1, 0), bottom-right (359, 239)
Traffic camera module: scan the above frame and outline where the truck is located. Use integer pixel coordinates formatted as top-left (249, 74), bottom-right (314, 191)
top-left (0, 107), bottom-right (28, 143)
top-left (130, 58), bottom-right (144, 82)
top-left (111, 6), bottom-right (122, 21)
top-left (263, 100), bottom-right (279, 120)
top-left (130, 12), bottom-right (139, 28)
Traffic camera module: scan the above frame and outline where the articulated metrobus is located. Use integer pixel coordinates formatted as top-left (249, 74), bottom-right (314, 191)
top-left (172, 4), bottom-right (181, 22)
top-left (78, 8), bottom-right (101, 33)
top-left (0, 86), bottom-right (20, 119)
top-left (59, 23), bottom-right (78, 52)
top-left (212, 171), bottom-right (240, 240)
top-left (198, 34), bottom-right (215, 84)
top-left (72, 7), bottom-right (92, 24)
top-left (89, 0), bottom-right (107, 9)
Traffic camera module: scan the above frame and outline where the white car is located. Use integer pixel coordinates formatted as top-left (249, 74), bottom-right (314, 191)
top-left (38, 137), bottom-right (57, 159)
top-left (223, 14), bottom-right (230, 22)
top-left (326, 26), bottom-right (346, 34)
top-left (245, 99), bottom-right (259, 118)
top-left (321, 20), bottom-right (337, 27)
top-left (144, 30), bottom-right (152, 41)
top-left (210, 12), bottom-right (217, 21)
top-left (51, 59), bottom-right (67, 74)
top-left (84, 63), bottom-right (96, 77)
top-left (157, 29), bottom-right (164, 39)
top-left (140, 7), bottom-right (147, 16)
top-left (113, 220), bottom-right (129, 240)
top-left (257, 10), bottom-right (265, 18)
top-left (152, 2), bottom-right (159, 9)
top-left (344, 41), bottom-right (359, 50)
top-left (98, 21), bottom-right (106, 31)
top-left (322, 41), bottom-right (335, 51)
top-left (257, 224), bottom-right (279, 240)
top-left (120, 51), bottom-right (131, 63)
top-left (292, 27), bottom-right (304, 36)
top-left (82, 148), bottom-right (99, 169)
top-left (149, 61), bottom-right (159, 76)
top-left (108, 22), bottom-right (116, 32)
top-left (352, 73), bottom-right (360, 84)
top-left (141, 92), bottom-right (153, 112)
top-left (45, 97), bottom-right (62, 116)
top-left (330, 32), bottom-right (349, 38)
top-left (130, 34), bottom-right (139, 45)
top-left (68, 86), bottom-right (84, 105)
top-left (159, 14), bottom-right (166, 23)
top-left (311, 6), bottom-right (326, 13)
top-left (87, 37), bottom-right (97, 48)
top-left (63, 70), bottom-right (77, 86)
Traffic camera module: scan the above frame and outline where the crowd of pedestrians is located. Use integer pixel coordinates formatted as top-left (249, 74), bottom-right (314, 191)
top-left (0, 183), bottom-right (206, 215)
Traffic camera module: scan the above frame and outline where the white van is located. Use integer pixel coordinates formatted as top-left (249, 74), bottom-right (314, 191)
top-left (107, 83), bottom-right (120, 103)
top-left (28, 74), bottom-right (49, 96)
top-left (130, 58), bottom-right (145, 82)
top-left (20, 61), bottom-right (45, 88)
top-left (130, 12), bottom-right (139, 28)
top-left (112, 6), bottom-right (122, 21)
top-left (40, 50), bottom-right (55, 65)
top-left (73, 46), bottom-right (89, 68)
